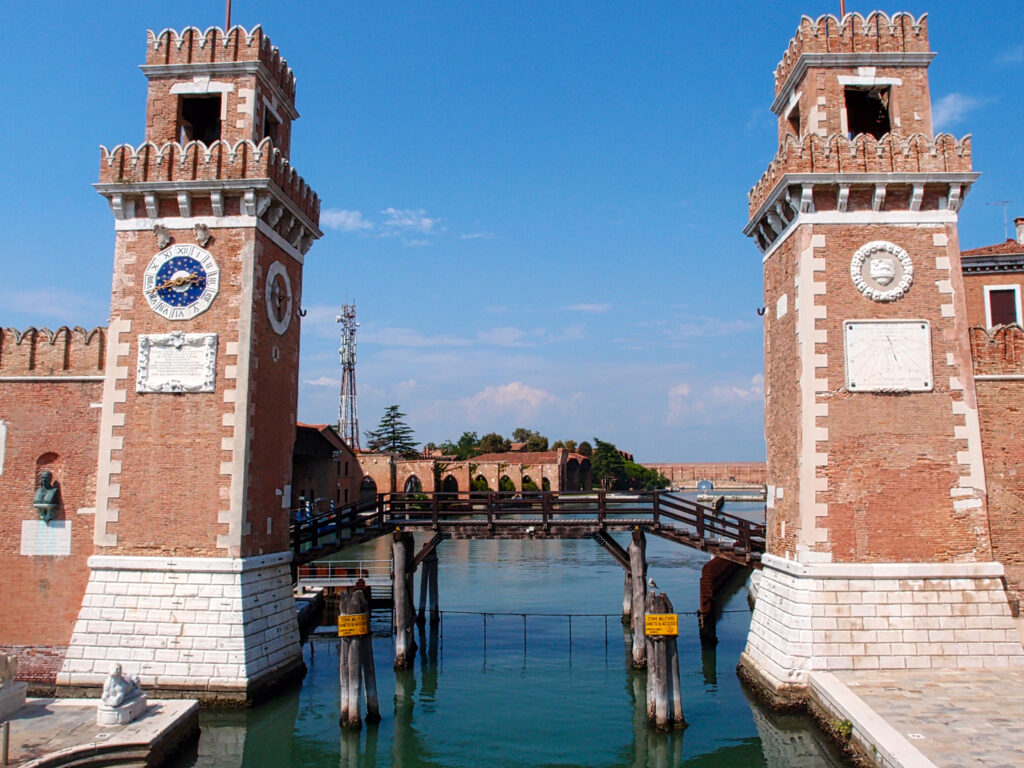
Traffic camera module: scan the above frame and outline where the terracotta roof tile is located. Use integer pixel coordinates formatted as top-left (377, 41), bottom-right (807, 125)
top-left (962, 239), bottom-right (1024, 257)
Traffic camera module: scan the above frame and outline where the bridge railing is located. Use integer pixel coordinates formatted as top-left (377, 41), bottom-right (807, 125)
top-left (296, 559), bottom-right (393, 581)
top-left (289, 490), bottom-right (766, 561)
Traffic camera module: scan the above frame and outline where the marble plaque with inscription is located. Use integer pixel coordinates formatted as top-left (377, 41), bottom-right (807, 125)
top-left (844, 320), bottom-right (932, 393)
top-left (21, 520), bottom-right (71, 556)
top-left (136, 331), bottom-right (217, 393)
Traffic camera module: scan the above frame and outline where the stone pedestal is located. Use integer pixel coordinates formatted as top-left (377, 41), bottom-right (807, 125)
top-left (57, 552), bottom-right (302, 703)
top-left (740, 555), bottom-right (1024, 704)
top-left (0, 682), bottom-right (27, 720)
top-left (97, 693), bottom-right (148, 725)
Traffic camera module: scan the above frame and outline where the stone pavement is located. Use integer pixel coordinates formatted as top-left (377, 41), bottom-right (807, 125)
top-left (811, 669), bottom-right (1024, 768)
top-left (4, 697), bottom-right (197, 766)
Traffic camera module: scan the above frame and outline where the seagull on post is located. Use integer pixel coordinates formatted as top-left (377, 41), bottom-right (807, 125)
top-left (648, 577), bottom-right (658, 590)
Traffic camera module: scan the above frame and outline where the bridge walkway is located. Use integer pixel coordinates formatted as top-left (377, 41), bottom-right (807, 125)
top-left (289, 490), bottom-right (766, 573)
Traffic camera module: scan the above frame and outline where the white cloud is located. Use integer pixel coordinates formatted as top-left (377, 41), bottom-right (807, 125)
top-left (303, 376), bottom-right (338, 387)
top-left (460, 381), bottom-right (556, 419)
top-left (562, 303), bottom-right (611, 313)
top-left (459, 232), bottom-right (495, 240)
top-left (932, 93), bottom-right (983, 131)
top-left (381, 207), bottom-right (441, 234)
top-left (666, 381), bottom-right (692, 425)
top-left (321, 209), bottom-right (373, 232)
top-left (666, 375), bottom-right (763, 425)
top-left (477, 326), bottom-right (538, 347)
top-left (997, 44), bottom-right (1024, 64)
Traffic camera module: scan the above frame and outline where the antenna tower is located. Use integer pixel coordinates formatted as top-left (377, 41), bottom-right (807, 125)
top-left (337, 303), bottom-right (361, 450)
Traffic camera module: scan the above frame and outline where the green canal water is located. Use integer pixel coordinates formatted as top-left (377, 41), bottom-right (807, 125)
top-left (174, 499), bottom-right (850, 767)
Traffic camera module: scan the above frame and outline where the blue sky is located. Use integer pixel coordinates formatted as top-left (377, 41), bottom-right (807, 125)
top-left (1, 2), bottom-right (1020, 461)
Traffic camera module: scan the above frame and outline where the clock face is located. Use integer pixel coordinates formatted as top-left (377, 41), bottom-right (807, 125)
top-left (143, 244), bottom-right (220, 321)
top-left (265, 261), bottom-right (293, 335)
top-left (844, 320), bottom-right (933, 392)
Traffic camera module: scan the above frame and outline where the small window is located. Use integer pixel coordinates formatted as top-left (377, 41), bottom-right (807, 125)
top-left (845, 87), bottom-right (891, 139)
top-left (986, 286), bottom-right (1021, 327)
top-left (263, 108), bottom-right (281, 145)
top-left (344, 461), bottom-right (349, 476)
top-left (344, 488), bottom-right (349, 504)
top-left (786, 104), bottom-right (800, 137)
top-left (179, 96), bottom-right (222, 144)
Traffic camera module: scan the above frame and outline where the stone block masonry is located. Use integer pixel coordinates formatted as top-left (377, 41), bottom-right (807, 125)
top-left (741, 555), bottom-right (1024, 702)
top-left (57, 552), bottom-right (302, 702)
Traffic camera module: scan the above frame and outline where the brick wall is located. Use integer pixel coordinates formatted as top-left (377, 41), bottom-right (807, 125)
top-left (971, 324), bottom-right (1024, 610)
top-left (0, 329), bottom-right (105, 669)
top-left (963, 274), bottom-right (1024, 328)
top-left (642, 462), bottom-right (767, 487)
top-left (102, 228), bottom-right (246, 557)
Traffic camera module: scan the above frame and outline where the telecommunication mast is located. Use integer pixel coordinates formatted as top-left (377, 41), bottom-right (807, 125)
top-left (337, 303), bottom-right (361, 450)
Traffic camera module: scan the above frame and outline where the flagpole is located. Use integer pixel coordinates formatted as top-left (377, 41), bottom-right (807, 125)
top-left (226, 0), bottom-right (232, 29)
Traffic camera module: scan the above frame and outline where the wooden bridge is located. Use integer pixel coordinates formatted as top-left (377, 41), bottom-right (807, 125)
top-left (289, 490), bottom-right (766, 570)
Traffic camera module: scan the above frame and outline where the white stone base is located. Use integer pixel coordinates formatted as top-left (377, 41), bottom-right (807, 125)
top-left (97, 693), bottom-right (148, 725)
top-left (0, 682), bottom-right (27, 720)
top-left (57, 552), bottom-right (301, 696)
top-left (741, 555), bottom-right (1024, 697)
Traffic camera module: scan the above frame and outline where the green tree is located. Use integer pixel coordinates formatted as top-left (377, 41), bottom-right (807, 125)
top-left (577, 440), bottom-right (593, 458)
top-left (622, 461), bottom-right (669, 490)
top-left (440, 431), bottom-right (479, 460)
top-left (512, 428), bottom-right (549, 452)
top-left (591, 437), bottom-right (626, 490)
top-left (365, 405), bottom-right (419, 457)
top-left (476, 432), bottom-right (510, 455)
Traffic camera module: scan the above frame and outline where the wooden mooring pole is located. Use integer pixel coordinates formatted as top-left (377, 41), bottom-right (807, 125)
top-left (338, 589), bottom-right (380, 728)
top-left (417, 548), bottom-right (440, 626)
top-left (628, 529), bottom-right (647, 668)
top-left (622, 569), bottom-right (632, 625)
top-left (643, 592), bottom-right (687, 731)
top-left (393, 531), bottom-right (418, 668)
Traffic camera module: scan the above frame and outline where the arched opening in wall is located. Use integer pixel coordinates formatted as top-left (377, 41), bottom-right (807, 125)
top-left (34, 452), bottom-right (63, 521)
top-left (404, 475), bottom-right (422, 494)
top-left (542, 477), bottom-right (551, 491)
top-left (567, 458), bottom-right (580, 491)
top-left (522, 474), bottom-right (539, 492)
top-left (472, 475), bottom-right (490, 492)
top-left (582, 460), bottom-right (593, 490)
top-left (441, 475), bottom-right (459, 493)
top-left (360, 476), bottom-right (377, 502)
top-left (499, 475), bottom-right (515, 493)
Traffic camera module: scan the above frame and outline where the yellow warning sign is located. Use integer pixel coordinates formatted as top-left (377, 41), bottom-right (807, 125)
top-left (645, 614), bottom-right (678, 636)
top-left (337, 613), bottom-right (369, 637)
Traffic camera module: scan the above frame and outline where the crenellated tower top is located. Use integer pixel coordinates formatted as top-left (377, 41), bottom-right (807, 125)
top-left (774, 12), bottom-right (930, 96)
top-left (745, 11), bottom-right (976, 254)
top-left (141, 25), bottom-right (298, 158)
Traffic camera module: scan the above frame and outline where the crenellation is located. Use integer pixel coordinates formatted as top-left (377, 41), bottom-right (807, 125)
top-left (146, 26), bottom-right (296, 102)
top-left (774, 12), bottom-right (930, 95)
top-left (0, 326), bottom-right (106, 376)
top-left (749, 132), bottom-right (973, 218)
top-left (97, 139), bottom-right (320, 230)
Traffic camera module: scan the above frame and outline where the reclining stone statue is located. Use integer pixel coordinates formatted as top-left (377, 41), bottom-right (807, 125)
top-left (102, 663), bottom-right (143, 707)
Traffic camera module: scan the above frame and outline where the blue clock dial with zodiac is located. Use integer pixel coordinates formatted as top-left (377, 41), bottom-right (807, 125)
top-left (143, 244), bottom-right (220, 320)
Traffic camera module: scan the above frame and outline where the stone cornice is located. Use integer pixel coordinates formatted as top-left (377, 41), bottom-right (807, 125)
top-left (94, 177), bottom-right (323, 252)
top-left (771, 51), bottom-right (935, 115)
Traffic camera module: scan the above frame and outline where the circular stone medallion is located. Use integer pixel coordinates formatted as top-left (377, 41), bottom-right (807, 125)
top-left (850, 241), bottom-right (913, 302)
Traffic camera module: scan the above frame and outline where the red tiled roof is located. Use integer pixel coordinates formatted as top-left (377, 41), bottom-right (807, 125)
top-left (962, 239), bottom-right (1024, 257)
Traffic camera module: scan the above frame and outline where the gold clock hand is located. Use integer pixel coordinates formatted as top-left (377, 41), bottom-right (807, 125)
top-left (148, 273), bottom-right (201, 294)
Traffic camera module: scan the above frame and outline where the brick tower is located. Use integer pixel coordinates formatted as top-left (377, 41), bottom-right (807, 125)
top-left (739, 12), bottom-right (1023, 703)
top-left (56, 26), bottom-right (321, 702)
